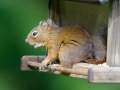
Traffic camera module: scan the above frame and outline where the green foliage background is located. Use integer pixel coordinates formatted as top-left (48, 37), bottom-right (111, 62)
top-left (0, 0), bottom-right (120, 90)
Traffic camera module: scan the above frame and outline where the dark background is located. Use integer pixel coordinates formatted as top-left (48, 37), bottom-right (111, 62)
top-left (0, 0), bottom-right (120, 90)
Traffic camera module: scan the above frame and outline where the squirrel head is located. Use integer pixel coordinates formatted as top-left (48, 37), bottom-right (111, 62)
top-left (25, 20), bottom-right (49, 48)
top-left (25, 19), bottom-right (58, 48)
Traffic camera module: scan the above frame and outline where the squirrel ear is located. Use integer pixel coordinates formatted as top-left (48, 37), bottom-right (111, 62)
top-left (39, 20), bottom-right (48, 32)
top-left (39, 21), bottom-right (43, 25)
top-left (47, 19), bottom-right (58, 28)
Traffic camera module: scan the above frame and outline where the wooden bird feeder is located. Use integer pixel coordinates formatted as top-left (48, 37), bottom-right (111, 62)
top-left (21, 0), bottom-right (120, 83)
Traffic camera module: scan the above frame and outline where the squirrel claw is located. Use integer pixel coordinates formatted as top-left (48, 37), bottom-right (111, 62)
top-left (38, 61), bottom-right (48, 72)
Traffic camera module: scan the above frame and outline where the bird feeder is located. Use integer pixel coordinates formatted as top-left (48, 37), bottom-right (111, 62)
top-left (21, 0), bottom-right (120, 83)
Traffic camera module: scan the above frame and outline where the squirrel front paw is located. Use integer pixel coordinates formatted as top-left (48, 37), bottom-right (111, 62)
top-left (39, 60), bottom-right (49, 71)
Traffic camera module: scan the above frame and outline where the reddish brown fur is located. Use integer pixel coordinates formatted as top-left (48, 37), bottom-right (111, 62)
top-left (26, 20), bottom-right (105, 69)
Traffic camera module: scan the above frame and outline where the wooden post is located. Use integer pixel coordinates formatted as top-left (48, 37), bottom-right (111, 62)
top-left (67, 0), bottom-right (108, 4)
top-left (48, 0), bottom-right (61, 26)
top-left (107, 0), bottom-right (120, 66)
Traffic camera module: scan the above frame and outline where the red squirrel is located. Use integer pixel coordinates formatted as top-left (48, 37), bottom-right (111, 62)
top-left (26, 19), bottom-right (106, 70)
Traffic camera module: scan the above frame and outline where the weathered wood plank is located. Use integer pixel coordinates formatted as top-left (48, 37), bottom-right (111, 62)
top-left (107, 0), bottom-right (120, 66)
top-left (21, 56), bottom-right (46, 70)
top-left (88, 67), bottom-right (120, 83)
top-left (21, 56), bottom-right (100, 79)
top-left (70, 63), bottom-right (101, 79)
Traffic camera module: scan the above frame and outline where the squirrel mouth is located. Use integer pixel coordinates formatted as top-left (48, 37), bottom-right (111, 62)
top-left (33, 43), bottom-right (45, 48)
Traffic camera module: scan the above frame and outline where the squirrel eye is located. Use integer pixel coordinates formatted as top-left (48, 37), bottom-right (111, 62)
top-left (32, 31), bottom-right (38, 36)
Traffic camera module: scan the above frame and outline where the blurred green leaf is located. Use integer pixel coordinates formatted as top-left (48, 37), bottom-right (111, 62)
top-left (0, 0), bottom-right (120, 90)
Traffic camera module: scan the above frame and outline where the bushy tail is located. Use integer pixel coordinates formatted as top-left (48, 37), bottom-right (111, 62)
top-left (82, 24), bottom-right (107, 65)
top-left (80, 59), bottom-right (106, 65)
